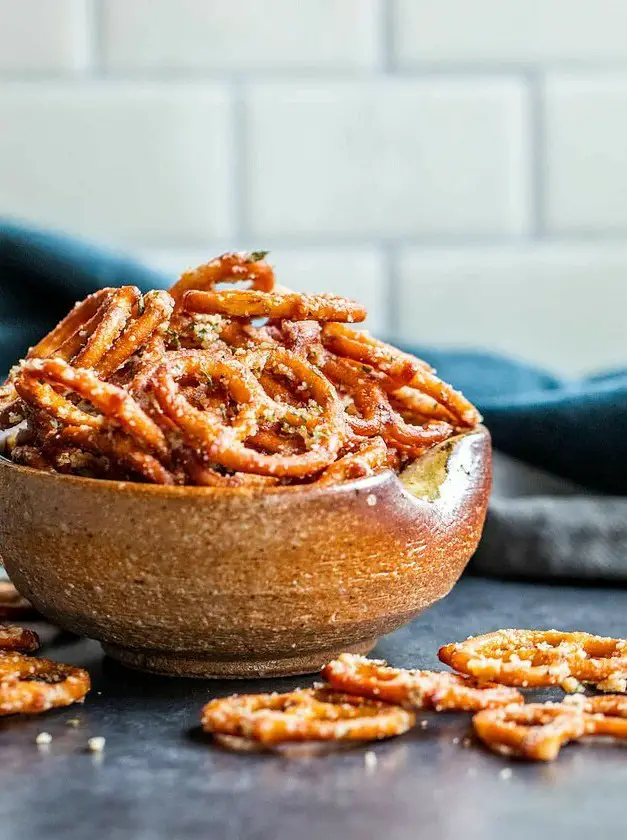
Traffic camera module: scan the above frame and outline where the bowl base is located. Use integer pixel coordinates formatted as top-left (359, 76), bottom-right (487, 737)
top-left (102, 638), bottom-right (377, 679)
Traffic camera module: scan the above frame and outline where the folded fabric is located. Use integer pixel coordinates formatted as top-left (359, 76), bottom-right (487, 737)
top-left (2, 220), bottom-right (626, 580)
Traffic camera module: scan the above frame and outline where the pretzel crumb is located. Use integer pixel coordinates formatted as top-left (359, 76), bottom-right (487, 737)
top-left (364, 751), bottom-right (377, 772)
top-left (87, 736), bottom-right (106, 753)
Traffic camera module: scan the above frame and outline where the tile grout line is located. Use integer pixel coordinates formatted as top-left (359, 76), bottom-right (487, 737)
top-left (379, 0), bottom-right (396, 74)
top-left (82, 0), bottom-right (102, 78)
top-left (524, 69), bottom-right (546, 239)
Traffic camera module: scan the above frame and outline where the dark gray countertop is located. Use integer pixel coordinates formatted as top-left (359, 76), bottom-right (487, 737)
top-left (1, 576), bottom-right (626, 840)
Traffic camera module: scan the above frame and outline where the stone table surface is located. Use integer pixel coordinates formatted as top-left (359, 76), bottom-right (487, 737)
top-left (0, 576), bottom-right (626, 840)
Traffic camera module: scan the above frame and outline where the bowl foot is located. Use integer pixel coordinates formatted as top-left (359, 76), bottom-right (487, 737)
top-left (102, 638), bottom-right (377, 679)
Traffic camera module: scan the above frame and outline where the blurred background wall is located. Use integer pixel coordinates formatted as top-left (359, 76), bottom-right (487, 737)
top-left (0, 0), bottom-right (626, 375)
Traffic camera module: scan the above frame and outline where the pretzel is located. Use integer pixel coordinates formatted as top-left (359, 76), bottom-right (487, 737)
top-left (439, 629), bottom-right (627, 690)
top-left (177, 448), bottom-right (280, 488)
top-left (473, 702), bottom-right (585, 761)
top-left (95, 289), bottom-right (174, 378)
top-left (169, 251), bottom-right (275, 303)
top-left (474, 695), bottom-right (627, 761)
top-left (322, 654), bottom-right (523, 712)
top-left (316, 437), bottom-right (389, 485)
top-left (25, 287), bottom-right (116, 362)
top-left (153, 348), bottom-right (347, 478)
top-left (8, 444), bottom-right (55, 472)
top-left (0, 582), bottom-right (38, 620)
top-left (53, 426), bottom-right (176, 485)
top-left (1, 287), bottom-right (144, 430)
top-left (184, 289), bottom-right (367, 324)
top-left (0, 382), bottom-right (22, 430)
top-left (0, 652), bottom-right (90, 715)
top-left (70, 286), bottom-right (141, 370)
top-left (15, 357), bottom-right (168, 459)
top-left (4, 255), bottom-right (480, 485)
top-left (322, 323), bottom-right (480, 428)
top-left (0, 624), bottom-right (39, 652)
top-left (201, 686), bottom-right (415, 745)
top-left (322, 354), bottom-right (455, 454)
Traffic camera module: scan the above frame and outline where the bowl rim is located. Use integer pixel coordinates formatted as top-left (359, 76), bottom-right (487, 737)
top-left (0, 426), bottom-right (487, 498)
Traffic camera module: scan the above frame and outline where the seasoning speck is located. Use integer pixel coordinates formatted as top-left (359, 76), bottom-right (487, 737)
top-left (420, 720), bottom-right (428, 730)
top-left (366, 494), bottom-right (377, 507)
top-left (87, 736), bottom-right (106, 753)
top-left (499, 767), bottom-right (512, 780)
top-left (66, 718), bottom-right (80, 728)
top-left (36, 732), bottom-right (52, 745)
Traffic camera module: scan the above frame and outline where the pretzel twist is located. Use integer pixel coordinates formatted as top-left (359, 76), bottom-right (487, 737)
top-left (201, 686), bottom-right (415, 745)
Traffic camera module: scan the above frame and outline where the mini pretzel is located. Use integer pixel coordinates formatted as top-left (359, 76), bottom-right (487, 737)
top-left (70, 286), bottom-right (140, 370)
top-left (0, 652), bottom-right (90, 715)
top-left (322, 323), bottom-right (480, 428)
top-left (322, 354), bottom-right (454, 454)
top-left (26, 287), bottom-right (117, 362)
top-left (322, 654), bottom-right (523, 712)
top-left (4, 254), bottom-right (482, 485)
top-left (177, 448), bottom-right (280, 488)
top-left (0, 624), bottom-right (39, 652)
top-left (95, 289), bottom-right (174, 378)
top-left (15, 357), bottom-right (168, 458)
top-left (0, 582), bottom-right (37, 620)
top-left (439, 629), bottom-right (627, 690)
top-left (473, 703), bottom-right (586, 761)
top-left (169, 251), bottom-right (275, 303)
top-left (316, 437), bottom-right (389, 485)
top-left (53, 426), bottom-right (176, 485)
top-left (1, 287), bottom-right (145, 430)
top-left (184, 289), bottom-right (367, 324)
top-left (474, 696), bottom-right (627, 762)
top-left (201, 686), bottom-right (415, 745)
top-left (153, 348), bottom-right (347, 478)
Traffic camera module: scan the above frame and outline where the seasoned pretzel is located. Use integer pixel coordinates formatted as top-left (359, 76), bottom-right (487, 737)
top-left (26, 288), bottom-right (114, 362)
top-left (4, 254), bottom-right (481, 485)
top-left (279, 320), bottom-right (323, 358)
top-left (316, 437), bottom-right (389, 485)
top-left (322, 654), bottom-right (523, 712)
top-left (0, 582), bottom-right (38, 620)
top-left (0, 652), bottom-right (90, 715)
top-left (9, 444), bottom-right (55, 472)
top-left (184, 289), bottom-right (367, 324)
top-left (473, 703), bottom-right (586, 761)
top-left (153, 347), bottom-right (347, 478)
top-left (70, 286), bottom-right (141, 370)
top-left (201, 686), bottom-right (415, 745)
top-left (2, 287), bottom-right (164, 431)
top-left (0, 624), bottom-right (39, 652)
top-left (0, 382), bottom-right (22, 430)
top-left (96, 289), bottom-right (174, 378)
top-left (177, 448), bottom-right (280, 488)
top-left (322, 323), bottom-right (480, 428)
top-left (322, 354), bottom-right (455, 454)
top-left (439, 629), bottom-right (627, 690)
top-left (474, 696), bottom-right (627, 762)
top-left (15, 357), bottom-right (168, 458)
top-left (169, 251), bottom-right (275, 303)
top-left (53, 426), bottom-right (175, 485)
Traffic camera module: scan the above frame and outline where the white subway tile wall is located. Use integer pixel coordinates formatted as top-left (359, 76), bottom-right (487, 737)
top-left (0, 0), bottom-right (625, 374)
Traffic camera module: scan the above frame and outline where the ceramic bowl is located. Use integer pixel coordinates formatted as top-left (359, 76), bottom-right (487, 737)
top-left (0, 427), bottom-right (491, 678)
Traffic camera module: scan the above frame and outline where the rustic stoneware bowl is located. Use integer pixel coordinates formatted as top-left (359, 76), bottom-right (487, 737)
top-left (0, 427), bottom-right (491, 678)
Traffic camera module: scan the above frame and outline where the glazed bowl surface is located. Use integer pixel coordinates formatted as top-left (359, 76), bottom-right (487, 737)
top-left (0, 427), bottom-right (491, 677)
